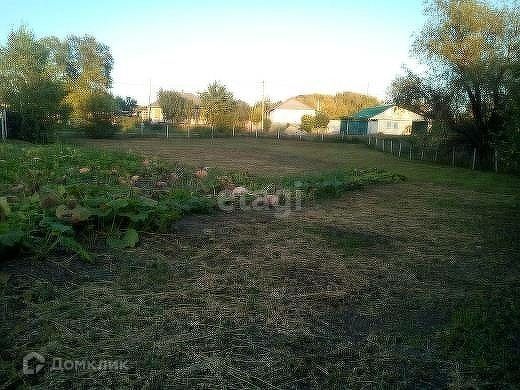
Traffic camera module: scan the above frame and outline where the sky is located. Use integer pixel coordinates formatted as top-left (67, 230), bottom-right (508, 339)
top-left (1, 0), bottom-right (426, 105)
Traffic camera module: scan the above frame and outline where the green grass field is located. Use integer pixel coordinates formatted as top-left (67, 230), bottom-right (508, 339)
top-left (1, 138), bottom-right (519, 388)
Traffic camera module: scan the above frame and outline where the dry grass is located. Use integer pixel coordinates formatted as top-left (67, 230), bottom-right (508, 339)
top-left (1, 138), bottom-right (519, 388)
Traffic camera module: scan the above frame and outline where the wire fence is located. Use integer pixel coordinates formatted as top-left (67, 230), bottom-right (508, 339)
top-left (366, 136), bottom-right (507, 172)
top-left (53, 126), bottom-right (517, 174)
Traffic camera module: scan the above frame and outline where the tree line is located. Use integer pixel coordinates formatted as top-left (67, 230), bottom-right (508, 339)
top-left (389, 0), bottom-right (520, 169)
top-left (0, 26), bottom-right (128, 141)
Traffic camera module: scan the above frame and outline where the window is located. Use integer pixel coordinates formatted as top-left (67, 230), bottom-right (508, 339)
top-left (386, 121), bottom-right (392, 129)
top-left (394, 122), bottom-right (399, 129)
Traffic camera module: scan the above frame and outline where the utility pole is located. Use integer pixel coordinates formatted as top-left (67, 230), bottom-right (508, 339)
top-left (260, 80), bottom-right (265, 136)
top-left (148, 79), bottom-right (152, 122)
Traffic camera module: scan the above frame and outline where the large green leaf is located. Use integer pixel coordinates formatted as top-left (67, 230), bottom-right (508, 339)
top-left (107, 228), bottom-right (139, 249)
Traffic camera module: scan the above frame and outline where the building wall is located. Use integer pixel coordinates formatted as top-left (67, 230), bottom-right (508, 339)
top-left (373, 106), bottom-right (423, 135)
top-left (341, 119), bottom-right (368, 135)
top-left (270, 108), bottom-right (316, 126)
top-left (327, 119), bottom-right (341, 134)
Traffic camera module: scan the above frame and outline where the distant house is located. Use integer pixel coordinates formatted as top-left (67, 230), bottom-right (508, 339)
top-left (341, 105), bottom-right (423, 136)
top-left (327, 119), bottom-right (341, 135)
top-left (269, 98), bottom-right (316, 127)
top-left (138, 102), bottom-right (163, 123)
top-left (138, 92), bottom-right (205, 125)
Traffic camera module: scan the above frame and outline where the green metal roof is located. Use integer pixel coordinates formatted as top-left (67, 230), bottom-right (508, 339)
top-left (350, 105), bottom-right (394, 120)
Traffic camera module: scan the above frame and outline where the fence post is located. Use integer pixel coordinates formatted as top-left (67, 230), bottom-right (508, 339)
top-left (382, 139), bottom-right (385, 152)
top-left (321, 132), bottom-right (324, 142)
top-left (434, 150), bottom-right (438, 162)
top-left (0, 109), bottom-right (5, 140)
top-left (452, 147), bottom-right (455, 167)
top-left (390, 140), bottom-right (393, 154)
top-left (299, 134), bottom-right (302, 141)
top-left (166, 124), bottom-right (169, 139)
top-left (421, 150), bottom-right (424, 160)
top-left (368, 136), bottom-right (371, 145)
top-left (398, 142), bottom-right (402, 158)
top-left (494, 150), bottom-right (498, 173)
top-left (187, 126), bottom-right (190, 139)
top-left (472, 148), bottom-right (477, 170)
top-left (409, 147), bottom-right (412, 160)
top-left (277, 129), bottom-right (280, 140)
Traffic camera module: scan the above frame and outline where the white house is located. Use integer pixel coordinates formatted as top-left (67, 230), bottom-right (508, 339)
top-left (269, 98), bottom-right (316, 127)
top-left (327, 119), bottom-right (341, 135)
top-left (342, 105), bottom-right (424, 136)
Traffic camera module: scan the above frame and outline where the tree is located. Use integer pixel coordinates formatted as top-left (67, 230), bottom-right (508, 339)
top-left (0, 26), bottom-right (68, 142)
top-left (390, 0), bottom-right (520, 164)
top-left (314, 112), bottom-right (330, 129)
top-left (233, 100), bottom-right (251, 130)
top-left (199, 82), bottom-right (236, 129)
top-left (157, 89), bottom-right (192, 125)
top-left (301, 115), bottom-right (315, 132)
top-left (61, 34), bottom-right (114, 126)
top-left (115, 96), bottom-right (137, 114)
top-left (296, 92), bottom-right (379, 118)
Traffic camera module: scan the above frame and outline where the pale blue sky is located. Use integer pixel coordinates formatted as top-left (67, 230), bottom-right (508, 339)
top-left (2, 0), bottom-right (425, 104)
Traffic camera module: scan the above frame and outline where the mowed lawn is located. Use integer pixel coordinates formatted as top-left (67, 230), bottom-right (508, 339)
top-left (3, 137), bottom-right (520, 388)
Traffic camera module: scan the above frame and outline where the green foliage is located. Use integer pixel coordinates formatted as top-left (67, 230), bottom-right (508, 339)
top-left (157, 89), bottom-right (192, 125)
top-left (199, 82), bottom-right (237, 130)
top-left (0, 25), bottom-right (116, 141)
top-left (0, 143), bottom-right (216, 260)
top-left (287, 168), bottom-right (405, 199)
top-left (314, 112), bottom-right (330, 129)
top-left (0, 26), bottom-right (69, 142)
top-left (301, 115), bottom-right (315, 132)
top-left (390, 0), bottom-right (520, 168)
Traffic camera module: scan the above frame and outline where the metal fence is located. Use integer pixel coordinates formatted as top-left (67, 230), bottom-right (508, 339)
top-left (366, 136), bottom-right (506, 172)
top-left (50, 127), bottom-right (518, 174)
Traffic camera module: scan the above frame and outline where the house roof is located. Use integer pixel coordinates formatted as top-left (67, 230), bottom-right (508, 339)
top-left (350, 105), bottom-right (394, 119)
top-left (272, 98), bottom-right (314, 111)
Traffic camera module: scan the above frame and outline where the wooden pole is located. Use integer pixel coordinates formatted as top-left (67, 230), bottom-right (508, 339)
top-left (472, 148), bottom-right (477, 170)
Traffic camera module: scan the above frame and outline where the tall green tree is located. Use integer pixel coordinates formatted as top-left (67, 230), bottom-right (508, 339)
top-left (0, 26), bottom-right (68, 142)
top-left (199, 82), bottom-right (236, 129)
top-left (390, 0), bottom-right (520, 160)
top-left (61, 35), bottom-right (114, 126)
top-left (157, 89), bottom-right (192, 125)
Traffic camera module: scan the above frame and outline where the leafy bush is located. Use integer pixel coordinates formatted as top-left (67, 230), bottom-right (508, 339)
top-left (0, 144), bottom-right (215, 260)
top-left (83, 120), bottom-right (119, 138)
